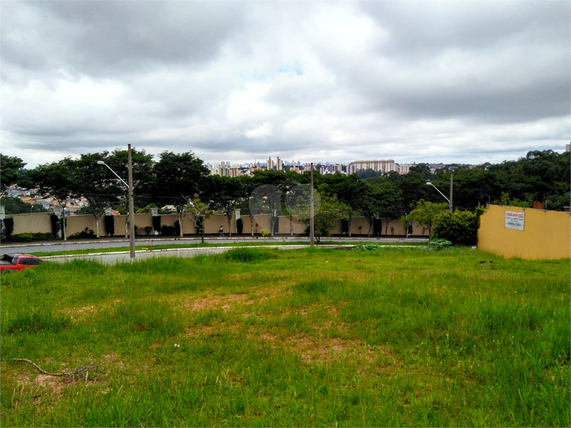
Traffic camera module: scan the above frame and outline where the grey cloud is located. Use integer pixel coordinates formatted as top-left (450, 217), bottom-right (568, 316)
top-left (2, 1), bottom-right (245, 78)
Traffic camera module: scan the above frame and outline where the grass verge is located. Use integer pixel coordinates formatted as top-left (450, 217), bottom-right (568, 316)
top-left (1, 247), bottom-right (568, 426)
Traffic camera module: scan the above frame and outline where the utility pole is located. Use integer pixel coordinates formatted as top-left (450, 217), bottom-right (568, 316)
top-left (450, 172), bottom-right (454, 213)
top-left (310, 162), bottom-right (315, 247)
top-left (128, 144), bottom-right (136, 260)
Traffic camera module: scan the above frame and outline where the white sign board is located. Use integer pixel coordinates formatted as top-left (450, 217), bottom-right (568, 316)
top-left (505, 211), bottom-right (525, 231)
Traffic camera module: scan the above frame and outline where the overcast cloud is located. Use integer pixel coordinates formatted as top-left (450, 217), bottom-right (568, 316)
top-left (1, 0), bottom-right (569, 168)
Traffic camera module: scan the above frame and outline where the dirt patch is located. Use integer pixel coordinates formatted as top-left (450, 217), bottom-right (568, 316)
top-left (223, 273), bottom-right (254, 281)
top-left (60, 305), bottom-right (95, 321)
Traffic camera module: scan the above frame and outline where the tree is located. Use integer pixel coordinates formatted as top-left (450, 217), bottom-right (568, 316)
top-left (0, 154), bottom-right (26, 191)
top-left (152, 151), bottom-right (209, 238)
top-left (106, 148), bottom-right (155, 238)
top-left (28, 160), bottom-right (75, 240)
top-left (432, 208), bottom-right (484, 246)
top-left (204, 175), bottom-right (246, 237)
top-left (298, 194), bottom-right (348, 242)
top-left (0, 196), bottom-right (48, 215)
top-left (318, 173), bottom-right (367, 236)
top-left (66, 153), bottom-right (123, 238)
top-left (362, 181), bottom-right (401, 237)
top-left (185, 194), bottom-right (212, 244)
top-left (402, 199), bottom-right (449, 237)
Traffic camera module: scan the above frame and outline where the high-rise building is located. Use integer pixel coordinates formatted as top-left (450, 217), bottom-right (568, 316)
top-left (267, 157), bottom-right (274, 170)
top-left (347, 160), bottom-right (397, 175)
top-left (276, 157), bottom-right (282, 171)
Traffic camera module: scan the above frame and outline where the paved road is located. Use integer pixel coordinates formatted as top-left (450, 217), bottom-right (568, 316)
top-left (0, 236), bottom-right (427, 255)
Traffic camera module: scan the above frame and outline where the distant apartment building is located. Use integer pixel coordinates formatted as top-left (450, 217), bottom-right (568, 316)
top-left (398, 163), bottom-right (411, 174)
top-left (566, 143), bottom-right (570, 152)
top-left (267, 157), bottom-right (274, 170)
top-left (347, 160), bottom-right (397, 175)
top-left (276, 157), bottom-right (282, 171)
top-left (319, 164), bottom-right (344, 175)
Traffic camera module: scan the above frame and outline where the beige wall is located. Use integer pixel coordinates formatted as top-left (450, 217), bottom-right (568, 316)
top-left (478, 205), bottom-right (570, 260)
top-left (6, 212), bottom-right (429, 238)
top-left (10, 213), bottom-right (52, 235)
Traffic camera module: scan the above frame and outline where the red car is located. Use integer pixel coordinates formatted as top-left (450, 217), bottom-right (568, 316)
top-left (0, 254), bottom-right (43, 273)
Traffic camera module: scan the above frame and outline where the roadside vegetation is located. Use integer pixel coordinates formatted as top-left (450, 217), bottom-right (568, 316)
top-left (1, 247), bottom-right (569, 426)
top-left (29, 240), bottom-right (426, 257)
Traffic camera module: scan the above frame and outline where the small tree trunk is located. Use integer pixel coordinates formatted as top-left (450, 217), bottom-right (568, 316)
top-left (289, 214), bottom-right (293, 236)
top-left (94, 214), bottom-right (101, 238)
top-left (250, 214), bottom-right (254, 237)
top-left (367, 222), bottom-right (372, 237)
top-left (348, 216), bottom-right (353, 237)
top-left (177, 212), bottom-right (184, 238)
top-left (227, 214), bottom-right (232, 237)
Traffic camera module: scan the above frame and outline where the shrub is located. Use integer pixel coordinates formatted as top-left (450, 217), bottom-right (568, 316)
top-left (104, 215), bottom-right (115, 236)
top-left (260, 229), bottom-right (270, 237)
top-left (152, 216), bottom-right (161, 234)
top-left (68, 229), bottom-right (97, 240)
top-left (1, 218), bottom-right (14, 240)
top-left (161, 225), bottom-right (176, 236)
top-left (424, 238), bottom-right (453, 251)
top-left (432, 208), bottom-right (483, 246)
top-left (10, 232), bottom-right (53, 242)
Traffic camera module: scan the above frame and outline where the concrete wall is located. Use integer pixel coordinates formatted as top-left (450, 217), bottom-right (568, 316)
top-left (11, 213), bottom-right (52, 235)
top-left (6, 212), bottom-right (429, 238)
top-left (478, 205), bottom-right (570, 260)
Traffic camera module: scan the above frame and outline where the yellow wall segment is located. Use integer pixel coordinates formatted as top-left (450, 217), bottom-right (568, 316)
top-left (478, 205), bottom-right (570, 260)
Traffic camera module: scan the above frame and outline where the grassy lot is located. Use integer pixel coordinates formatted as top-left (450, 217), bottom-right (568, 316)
top-left (1, 246), bottom-right (568, 426)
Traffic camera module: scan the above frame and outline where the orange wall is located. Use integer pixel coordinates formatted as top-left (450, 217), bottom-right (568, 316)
top-left (478, 205), bottom-right (570, 259)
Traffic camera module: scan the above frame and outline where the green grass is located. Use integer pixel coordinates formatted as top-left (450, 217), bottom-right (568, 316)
top-left (1, 247), bottom-right (568, 426)
top-left (29, 240), bottom-right (425, 257)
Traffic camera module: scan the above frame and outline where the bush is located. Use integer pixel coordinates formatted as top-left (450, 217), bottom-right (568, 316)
top-left (161, 225), bottom-right (176, 236)
top-left (424, 238), bottom-right (453, 251)
top-left (1, 218), bottom-right (14, 240)
top-left (10, 232), bottom-right (53, 242)
top-left (152, 216), bottom-right (161, 234)
top-left (68, 229), bottom-right (97, 240)
top-left (432, 208), bottom-right (483, 246)
top-left (104, 215), bottom-right (115, 236)
top-left (260, 229), bottom-right (270, 237)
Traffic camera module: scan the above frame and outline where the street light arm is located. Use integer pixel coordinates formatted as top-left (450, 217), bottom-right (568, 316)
top-left (97, 161), bottom-right (129, 189)
top-left (426, 182), bottom-right (451, 205)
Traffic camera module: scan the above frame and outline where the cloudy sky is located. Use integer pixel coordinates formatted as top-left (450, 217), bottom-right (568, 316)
top-left (2, 0), bottom-right (569, 168)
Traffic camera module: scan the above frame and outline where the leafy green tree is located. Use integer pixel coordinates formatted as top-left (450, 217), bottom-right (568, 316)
top-left (362, 181), bottom-right (401, 237)
top-left (152, 151), bottom-right (209, 238)
top-left (66, 153), bottom-right (123, 238)
top-left (28, 160), bottom-right (75, 239)
top-left (204, 175), bottom-right (246, 237)
top-left (402, 199), bottom-right (449, 237)
top-left (318, 173), bottom-right (367, 236)
top-left (432, 208), bottom-right (484, 246)
top-left (298, 194), bottom-right (348, 242)
top-left (0, 154), bottom-right (26, 191)
top-left (185, 194), bottom-right (212, 244)
top-left (0, 196), bottom-right (48, 215)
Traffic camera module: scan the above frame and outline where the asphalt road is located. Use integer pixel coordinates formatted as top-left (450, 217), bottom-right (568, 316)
top-left (0, 235), bottom-right (427, 255)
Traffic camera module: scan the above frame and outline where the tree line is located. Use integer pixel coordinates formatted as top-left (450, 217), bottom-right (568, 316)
top-left (1, 149), bottom-right (569, 240)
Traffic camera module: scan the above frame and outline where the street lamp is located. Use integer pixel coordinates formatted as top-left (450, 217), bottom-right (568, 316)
top-left (426, 178), bottom-right (453, 213)
top-left (97, 144), bottom-right (136, 260)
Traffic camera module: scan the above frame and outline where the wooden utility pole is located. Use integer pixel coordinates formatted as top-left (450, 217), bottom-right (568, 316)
top-left (449, 172), bottom-right (454, 213)
top-left (310, 162), bottom-right (315, 247)
top-left (128, 144), bottom-right (136, 260)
